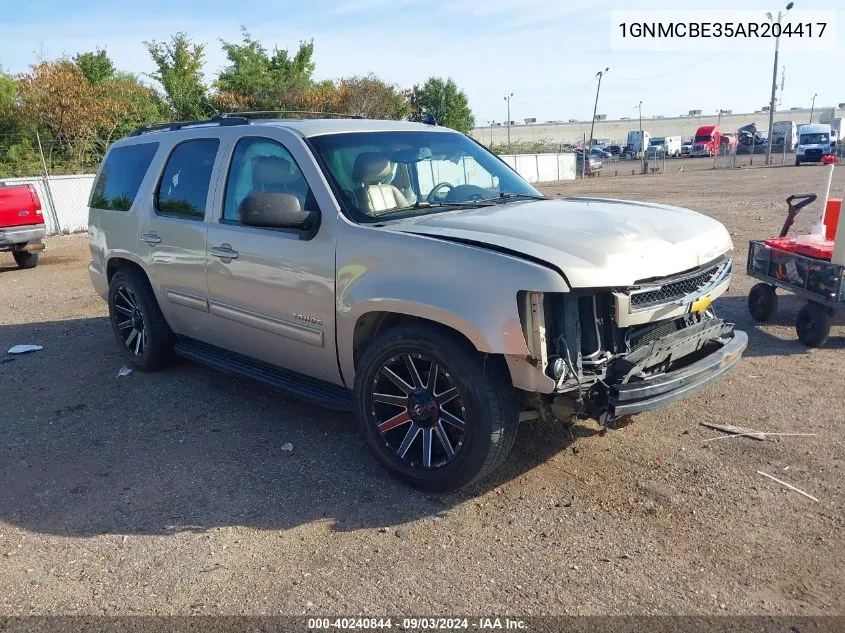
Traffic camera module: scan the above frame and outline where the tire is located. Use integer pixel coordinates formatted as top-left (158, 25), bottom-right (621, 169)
top-left (795, 302), bottom-right (831, 348)
top-left (13, 251), bottom-right (39, 269)
top-left (353, 324), bottom-right (519, 492)
top-left (747, 283), bottom-right (778, 322)
top-left (795, 158), bottom-right (801, 166)
top-left (108, 267), bottom-right (175, 371)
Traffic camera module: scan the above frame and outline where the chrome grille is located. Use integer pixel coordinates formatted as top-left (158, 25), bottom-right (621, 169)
top-left (630, 261), bottom-right (725, 309)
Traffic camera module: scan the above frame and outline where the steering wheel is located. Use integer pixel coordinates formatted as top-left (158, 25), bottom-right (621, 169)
top-left (427, 182), bottom-right (453, 202)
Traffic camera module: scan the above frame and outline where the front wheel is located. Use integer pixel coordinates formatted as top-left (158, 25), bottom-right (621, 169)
top-left (353, 325), bottom-right (519, 492)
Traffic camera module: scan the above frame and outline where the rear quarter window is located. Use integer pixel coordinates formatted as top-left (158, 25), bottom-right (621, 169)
top-left (90, 143), bottom-right (159, 211)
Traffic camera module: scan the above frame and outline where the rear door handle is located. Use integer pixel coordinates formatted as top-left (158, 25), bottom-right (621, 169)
top-left (210, 244), bottom-right (239, 260)
top-left (141, 232), bottom-right (161, 245)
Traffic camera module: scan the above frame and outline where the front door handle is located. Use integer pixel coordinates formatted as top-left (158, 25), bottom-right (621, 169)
top-left (141, 232), bottom-right (161, 245)
top-left (210, 244), bottom-right (239, 261)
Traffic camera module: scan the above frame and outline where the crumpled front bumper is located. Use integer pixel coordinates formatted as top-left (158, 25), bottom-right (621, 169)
top-left (609, 329), bottom-right (748, 417)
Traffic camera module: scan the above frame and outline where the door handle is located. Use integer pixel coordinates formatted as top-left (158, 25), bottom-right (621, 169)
top-left (141, 232), bottom-right (161, 245)
top-left (210, 244), bottom-right (239, 260)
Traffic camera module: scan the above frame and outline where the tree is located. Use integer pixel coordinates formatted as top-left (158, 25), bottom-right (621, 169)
top-left (16, 61), bottom-right (102, 155)
top-left (94, 73), bottom-right (167, 145)
top-left (410, 77), bottom-right (474, 133)
top-left (73, 49), bottom-right (115, 86)
top-left (337, 74), bottom-right (408, 119)
top-left (144, 33), bottom-right (211, 121)
top-left (216, 28), bottom-right (316, 111)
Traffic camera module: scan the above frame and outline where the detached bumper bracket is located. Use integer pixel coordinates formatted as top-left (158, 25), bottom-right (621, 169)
top-left (609, 330), bottom-right (748, 417)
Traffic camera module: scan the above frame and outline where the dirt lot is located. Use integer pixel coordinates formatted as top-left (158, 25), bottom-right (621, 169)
top-left (1, 161), bottom-right (843, 617)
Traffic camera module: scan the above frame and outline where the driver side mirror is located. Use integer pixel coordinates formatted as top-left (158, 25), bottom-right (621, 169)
top-left (238, 192), bottom-right (317, 232)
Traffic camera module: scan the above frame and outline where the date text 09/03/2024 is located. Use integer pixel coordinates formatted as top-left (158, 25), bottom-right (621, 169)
top-left (307, 617), bottom-right (528, 630)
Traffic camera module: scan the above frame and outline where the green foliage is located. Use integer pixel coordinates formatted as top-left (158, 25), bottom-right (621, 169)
top-left (73, 49), bottom-right (116, 86)
top-left (216, 28), bottom-right (315, 111)
top-left (337, 74), bottom-right (408, 119)
top-left (0, 32), bottom-right (477, 179)
top-left (144, 33), bottom-right (211, 121)
top-left (410, 77), bottom-right (475, 133)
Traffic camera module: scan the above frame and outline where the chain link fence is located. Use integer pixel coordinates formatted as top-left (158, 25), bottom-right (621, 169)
top-left (0, 132), bottom-right (106, 235)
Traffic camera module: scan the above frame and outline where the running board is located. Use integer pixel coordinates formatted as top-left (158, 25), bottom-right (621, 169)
top-left (174, 338), bottom-right (354, 411)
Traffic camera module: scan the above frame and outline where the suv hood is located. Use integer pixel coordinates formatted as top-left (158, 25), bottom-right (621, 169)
top-left (388, 197), bottom-right (733, 288)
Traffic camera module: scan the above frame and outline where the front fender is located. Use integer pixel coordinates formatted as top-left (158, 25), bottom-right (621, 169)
top-left (335, 224), bottom-right (570, 386)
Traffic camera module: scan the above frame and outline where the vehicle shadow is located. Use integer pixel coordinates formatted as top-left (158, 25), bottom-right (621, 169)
top-left (0, 317), bottom-right (581, 539)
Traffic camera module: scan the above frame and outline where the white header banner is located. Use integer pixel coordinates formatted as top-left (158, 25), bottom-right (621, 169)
top-left (611, 10), bottom-right (837, 52)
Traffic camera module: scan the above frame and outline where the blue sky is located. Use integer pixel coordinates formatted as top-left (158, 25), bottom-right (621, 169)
top-left (1, 0), bottom-right (843, 125)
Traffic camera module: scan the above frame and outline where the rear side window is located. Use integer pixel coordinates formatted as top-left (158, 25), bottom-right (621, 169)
top-left (89, 143), bottom-right (159, 211)
top-left (155, 139), bottom-right (220, 220)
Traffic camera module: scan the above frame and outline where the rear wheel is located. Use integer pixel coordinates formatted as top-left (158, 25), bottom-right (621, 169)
top-left (795, 302), bottom-right (831, 348)
top-left (13, 251), bottom-right (39, 269)
top-left (354, 325), bottom-right (519, 492)
top-left (748, 283), bottom-right (778, 322)
top-left (108, 267), bottom-right (175, 370)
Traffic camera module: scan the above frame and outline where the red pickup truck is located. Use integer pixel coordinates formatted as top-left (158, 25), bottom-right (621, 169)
top-left (0, 183), bottom-right (46, 268)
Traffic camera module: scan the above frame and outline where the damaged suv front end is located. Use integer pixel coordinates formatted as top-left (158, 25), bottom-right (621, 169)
top-left (518, 254), bottom-right (747, 424)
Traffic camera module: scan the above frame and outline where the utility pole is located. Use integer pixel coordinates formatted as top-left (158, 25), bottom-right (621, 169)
top-left (809, 92), bottom-right (817, 123)
top-left (488, 120), bottom-right (495, 148)
top-left (766, 2), bottom-right (794, 165)
top-left (504, 93), bottom-right (513, 144)
top-left (636, 100), bottom-right (643, 170)
top-left (587, 67), bottom-right (609, 153)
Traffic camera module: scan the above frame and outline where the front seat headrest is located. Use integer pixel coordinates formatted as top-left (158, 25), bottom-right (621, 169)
top-left (252, 155), bottom-right (299, 188)
top-left (352, 152), bottom-right (392, 184)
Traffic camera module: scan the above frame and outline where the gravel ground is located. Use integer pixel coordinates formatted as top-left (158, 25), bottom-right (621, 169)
top-left (0, 161), bottom-right (843, 617)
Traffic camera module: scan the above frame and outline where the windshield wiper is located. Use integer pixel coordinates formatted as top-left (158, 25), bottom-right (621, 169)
top-left (476, 192), bottom-right (549, 204)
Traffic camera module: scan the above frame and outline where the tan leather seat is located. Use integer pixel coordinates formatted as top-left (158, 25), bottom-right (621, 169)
top-left (251, 155), bottom-right (309, 206)
top-left (351, 152), bottom-right (409, 215)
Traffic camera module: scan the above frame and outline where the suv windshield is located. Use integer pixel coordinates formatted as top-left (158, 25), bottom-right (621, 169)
top-left (800, 133), bottom-right (829, 145)
top-left (308, 130), bottom-right (542, 223)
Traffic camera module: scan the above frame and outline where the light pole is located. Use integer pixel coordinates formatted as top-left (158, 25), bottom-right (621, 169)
top-left (488, 120), bottom-right (495, 147)
top-left (504, 93), bottom-right (513, 144)
top-left (587, 67), bottom-right (609, 153)
top-left (765, 2), bottom-right (794, 165)
top-left (809, 92), bottom-right (817, 123)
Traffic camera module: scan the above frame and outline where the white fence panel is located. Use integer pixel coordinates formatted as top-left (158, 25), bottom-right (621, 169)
top-left (499, 153), bottom-right (576, 183)
top-left (557, 154), bottom-right (576, 181)
top-left (1, 173), bottom-right (95, 235)
top-left (514, 155), bottom-right (539, 183)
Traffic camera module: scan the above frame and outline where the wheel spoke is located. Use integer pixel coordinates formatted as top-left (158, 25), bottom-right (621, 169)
top-left (426, 363), bottom-right (439, 391)
top-left (378, 410), bottom-right (412, 433)
top-left (404, 355), bottom-right (425, 388)
top-left (396, 424), bottom-right (420, 458)
top-left (134, 329), bottom-right (142, 355)
top-left (441, 409), bottom-right (465, 430)
top-left (422, 428), bottom-right (433, 468)
top-left (125, 329), bottom-right (138, 348)
top-left (116, 318), bottom-right (133, 330)
top-left (381, 367), bottom-right (413, 395)
top-left (114, 304), bottom-right (134, 317)
top-left (117, 289), bottom-right (137, 310)
top-left (436, 386), bottom-right (459, 406)
top-left (434, 421), bottom-right (455, 458)
top-left (372, 392), bottom-right (408, 408)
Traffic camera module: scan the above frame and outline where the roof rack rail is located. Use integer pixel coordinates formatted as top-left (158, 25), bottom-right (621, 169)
top-left (214, 110), bottom-right (364, 120)
top-left (128, 116), bottom-right (250, 137)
